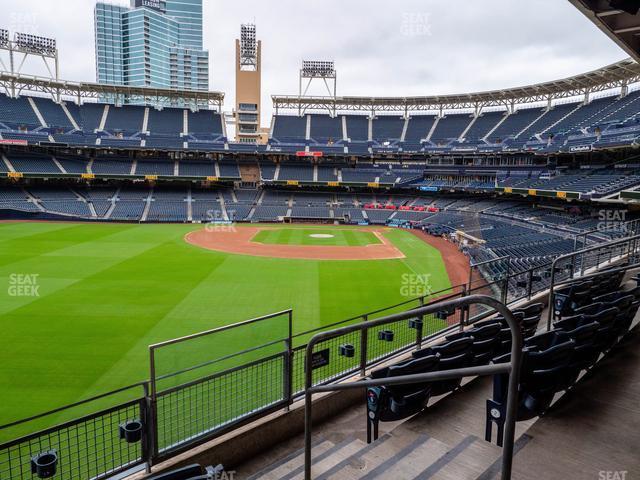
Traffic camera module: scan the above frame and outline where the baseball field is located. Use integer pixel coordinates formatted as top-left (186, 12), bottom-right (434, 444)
top-left (0, 221), bottom-right (460, 436)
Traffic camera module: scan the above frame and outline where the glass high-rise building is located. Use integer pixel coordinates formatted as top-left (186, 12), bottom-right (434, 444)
top-left (94, 0), bottom-right (209, 102)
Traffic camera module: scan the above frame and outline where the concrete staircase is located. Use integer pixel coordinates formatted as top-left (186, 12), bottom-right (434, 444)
top-left (249, 430), bottom-right (501, 480)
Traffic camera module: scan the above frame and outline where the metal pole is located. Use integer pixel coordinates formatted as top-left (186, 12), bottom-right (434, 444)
top-left (148, 346), bottom-right (159, 459)
top-left (526, 268), bottom-right (534, 300)
top-left (360, 315), bottom-right (368, 376)
top-left (417, 297), bottom-right (425, 349)
top-left (142, 382), bottom-right (153, 472)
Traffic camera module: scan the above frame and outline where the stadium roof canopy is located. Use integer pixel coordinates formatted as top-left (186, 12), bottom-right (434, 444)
top-left (569, 0), bottom-right (640, 62)
top-left (0, 72), bottom-right (225, 109)
top-left (272, 59), bottom-right (640, 114)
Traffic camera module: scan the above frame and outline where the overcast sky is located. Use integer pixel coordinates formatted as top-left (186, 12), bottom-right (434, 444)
top-left (0, 0), bottom-right (629, 122)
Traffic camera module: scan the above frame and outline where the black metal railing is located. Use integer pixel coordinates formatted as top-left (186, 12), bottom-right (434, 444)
top-left (302, 295), bottom-right (524, 480)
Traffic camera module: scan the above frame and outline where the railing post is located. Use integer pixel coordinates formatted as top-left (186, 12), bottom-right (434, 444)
top-left (526, 268), bottom-right (534, 300)
top-left (461, 285), bottom-right (469, 328)
top-left (141, 382), bottom-right (154, 472)
top-left (148, 348), bottom-right (160, 463)
top-left (501, 260), bottom-right (510, 305)
top-left (360, 315), bottom-right (368, 377)
top-left (416, 297), bottom-right (425, 349)
top-left (283, 310), bottom-right (294, 410)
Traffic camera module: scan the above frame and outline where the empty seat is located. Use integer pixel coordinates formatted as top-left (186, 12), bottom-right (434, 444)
top-left (446, 322), bottom-right (502, 366)
top-left (366, 354), bottom-right (439, 442)
top-left (413, 336), bottom-right (474, 396)
top-left (486, 330), bottom-right (575, 446)
top-left (585, 307), bottom-right (619, 354)
top-left (554, 315), bottom-right (600, 382)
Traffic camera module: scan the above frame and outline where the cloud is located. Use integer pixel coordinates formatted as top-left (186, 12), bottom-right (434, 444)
top-left (0, 0), bottom-right (628, 123)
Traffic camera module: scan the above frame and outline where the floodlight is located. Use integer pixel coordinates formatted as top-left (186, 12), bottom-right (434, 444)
top-left (302, 61), bottom-right (336, 78)
top-left (240, 24), bottom-right (257, 65)
top-left (0, 29), bottom-right (8, 48)
top-left (14, 32), bottom-right (57, 56)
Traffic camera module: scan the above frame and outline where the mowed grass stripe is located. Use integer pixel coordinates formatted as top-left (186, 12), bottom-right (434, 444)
top-left (0, 224), bottom-right (148, 317)
top-left (0, 227), bottom-right (219, 426)
top-left (0, 224), bottom-right (452, 442)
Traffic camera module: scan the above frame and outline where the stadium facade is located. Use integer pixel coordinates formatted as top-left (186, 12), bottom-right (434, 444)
top-left (94, 0), bottom-right (209, 103)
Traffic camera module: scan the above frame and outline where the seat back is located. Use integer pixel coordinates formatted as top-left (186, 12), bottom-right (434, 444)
top-left (593, 291), bottom-right (622, 304)
top-left (513, 303), bottom-right (544, 318)
top-left (573, 302), bottom-right (604, 316)
top-left (386, 355), bottom-right (440, 396)
top-left (431, 336), bottom-right (474, 358)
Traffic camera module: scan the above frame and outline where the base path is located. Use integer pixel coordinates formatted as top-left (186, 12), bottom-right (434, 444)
top-left (185, 227), bottom-right (406, 261)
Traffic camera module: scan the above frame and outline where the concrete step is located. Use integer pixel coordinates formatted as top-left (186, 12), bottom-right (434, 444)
top-left (249, 440), bottom-right (335, 480)
top-left (302, 438), bottom-right (369, 480)
top-left (428, 435), bottom-right (502, 480)
top-left (343, 434), bottom-right (448, 480)
top-left (251, 430), bottom-right (497, 480)
top-left (315, 432), bottom-right (428, 480)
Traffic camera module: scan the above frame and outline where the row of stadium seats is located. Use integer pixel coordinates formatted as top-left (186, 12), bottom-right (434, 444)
top-left (2, 186), bottom-right (632, 231)
top-left (364, 268), bottom-right (638, 453)
top-left (5, 151), bottom-right (640, 196)
top-left (487, 270), bottom-right (639, 445)
top-left (0, 94), bottom-right (224, 137)
top-left (268, 90), bottom-right (640, 150)
top-left (366, 303), bottom-right (544, 442)
top-left (2, 88), bottom-right (640, 154)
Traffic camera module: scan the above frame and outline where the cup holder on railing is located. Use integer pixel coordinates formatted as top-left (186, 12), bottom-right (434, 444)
top-left (408, 318), bottom-right (423, 329)
top-left (119, 419), bottom-right (143, 444)
top-left (377, 330), bottom-right (394, 342)
top-left (339, 344), bottom-right (355, 358)
top-left (31, 450), bottom-right (58, 479)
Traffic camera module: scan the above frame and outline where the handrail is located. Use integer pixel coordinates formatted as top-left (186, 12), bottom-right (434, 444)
top-left (546, 234), bottom-right (640, 330)
top-left (303, 295), bottom-right (523, 480)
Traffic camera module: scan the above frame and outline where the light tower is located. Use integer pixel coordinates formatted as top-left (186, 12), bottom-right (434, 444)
top-left (299, 60), bottom-right (337, 116)
top-left (234, 24), bottom-right (266, 144)
top-left (0, 30), bottom-right (60, 100)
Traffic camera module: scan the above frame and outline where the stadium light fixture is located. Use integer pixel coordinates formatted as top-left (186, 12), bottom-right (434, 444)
top-left (301, 60), bottom-right (336, 78)
top-left (0, 29), bottom-right (8, 48)
top-left (298, 60), bottom-right (338, 115)
top-left (239, 24), bottom-right (257, 69)
top-left (14, 32), bottom-right (57, 56)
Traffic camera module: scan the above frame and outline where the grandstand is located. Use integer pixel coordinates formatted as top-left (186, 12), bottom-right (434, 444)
top-left (3, 2), bottom-right (640, 480)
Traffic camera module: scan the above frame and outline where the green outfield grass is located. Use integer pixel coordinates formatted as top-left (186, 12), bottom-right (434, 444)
top-left (0, 222), bottom-right (451, 437)
top-left (252, 227), bottom-right (381, 246)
